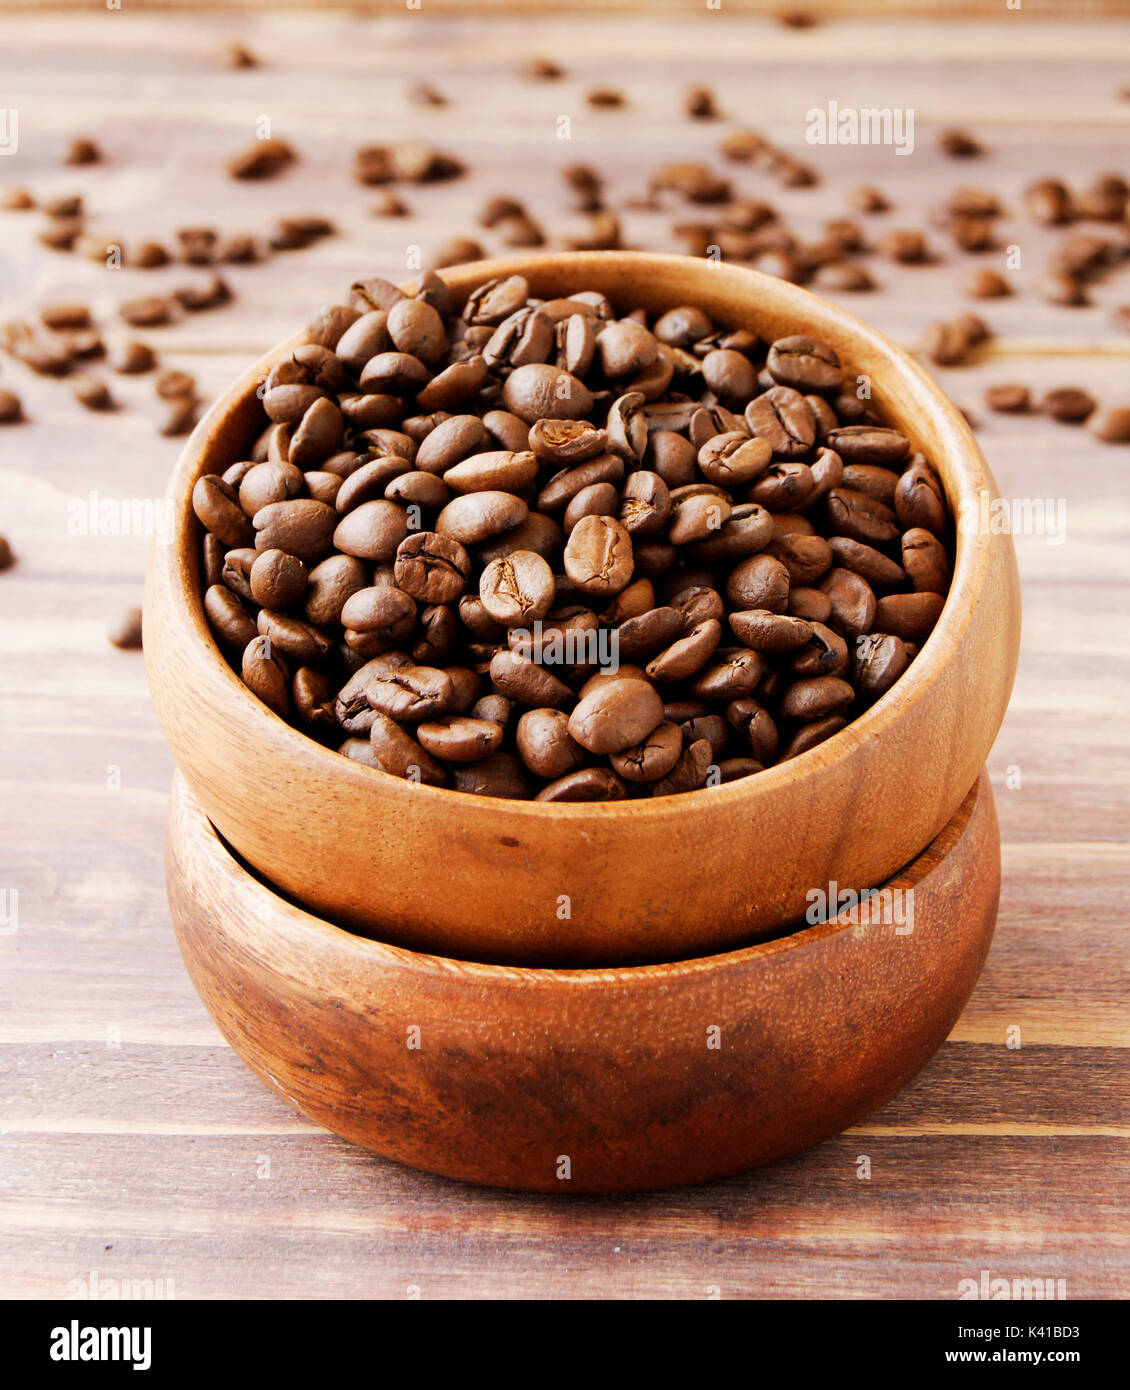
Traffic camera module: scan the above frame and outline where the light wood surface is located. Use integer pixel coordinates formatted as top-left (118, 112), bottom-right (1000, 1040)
top-left (1, 10), bottom-right (1127, 1296)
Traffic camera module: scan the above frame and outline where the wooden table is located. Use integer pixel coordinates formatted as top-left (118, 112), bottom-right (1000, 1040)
top-left (1, 10), bottom-right (1127, 1300)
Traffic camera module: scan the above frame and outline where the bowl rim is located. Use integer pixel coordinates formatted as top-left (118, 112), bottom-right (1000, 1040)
top-left (160, 250), bottom-right (998, 821)
top-left (175, 770), bottom-right (988, 984)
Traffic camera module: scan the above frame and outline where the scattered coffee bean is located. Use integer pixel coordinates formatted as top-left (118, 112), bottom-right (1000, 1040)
top-left (227, 138), bottom-right (296, 180)
top-left (964, 268), bottom-right (1011, 299)
top-left (0, 388), bottom-right (23, 423)
top-left (66, 137), bottom-right (101, 166)
top-left (1039, 387), bottom-right (1096, 424)
top-left (72, 374), bottom-right (115, 411)
top-left (0, 535), bottom-right (13, 569)
top-left (984, 384), bottom-right (1030, 414)
top-left (1, 188), bottom-right (34, 211)
top-left (107, 606), bottom-right (143, 649)
top-left (939, 128), bottom-right (983, 158)
top-left (120, 296), bottom-right (174, 328)
top-left (1090, 407), bottom-right (1130, 444)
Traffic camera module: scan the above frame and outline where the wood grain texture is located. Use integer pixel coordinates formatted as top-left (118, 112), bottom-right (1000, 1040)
top-left (0, 9), bottom-right (1127, 1295)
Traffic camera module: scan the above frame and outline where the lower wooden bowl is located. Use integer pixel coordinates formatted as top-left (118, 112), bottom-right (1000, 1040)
top-left (167, 770), bottom-right (1000, 1194)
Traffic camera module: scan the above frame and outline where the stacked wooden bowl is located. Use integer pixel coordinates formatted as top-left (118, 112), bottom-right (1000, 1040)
top-left (146, 254), bottom-right (1021, 1192)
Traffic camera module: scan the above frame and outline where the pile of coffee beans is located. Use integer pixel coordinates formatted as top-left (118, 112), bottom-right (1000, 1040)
top-left (194, 270), bottom-right (954, 801)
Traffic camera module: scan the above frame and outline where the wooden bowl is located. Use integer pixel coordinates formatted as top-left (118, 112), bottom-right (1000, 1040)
top-left (167, 769), bottom-right (1000, 1194)
top-left (146, 252), bottom-right (1020, 966)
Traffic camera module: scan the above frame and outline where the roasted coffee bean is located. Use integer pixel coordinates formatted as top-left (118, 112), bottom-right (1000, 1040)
top-left (368, 712), bottom-right (446, 785)
top-left (365, 662), bottom-right (453, 722)
top-left (568, 677), bottom-right (664, 755)
top-left (698, 432), bottom-right (771, 488)
top-left (303, 555), bottom-right (368, 627)
top-left (874, 591), bottom-right (946, 642)
top-left (535, 768), bottom-right (627, 802)
top-left (792, 622), bottom-right (850, 678)
top-left (515, 707), bottom-right (586, 779)
top-left (826, 487), bottom-right (900, 546)
top-left (393, 531), bottom-right (471, 603)
top-left (444, 450), bottom-right (538, 494)
top-left (787, 587), bottom-right (832, 624)
top-left (745, 387), bottom-right (816, 459)
top-left (107, 606), bottom-right (143, 650)
top-left (902, 528), bottom-right (950, 594)
top-left (437, 490), bottom-right (529, 544)
top-left (0, 386), bottom-right (28, 423)
top-left (819, 567), bottom-right (877, 638)
top-left (894, 462), bottom-right (947, 536)
top-left (250, 548), bottom-right (307, 608)
top-left (254, 498), bottom-right (338, 563)
top-left (767, 335), bottom-right (843, 392)
top-left (610, 721), bottom-right (683, 782)
top-left (240, 461), bottom-right (303, 515)
top-left (241, 634), bottom-right (289, 717)
top-left (479, 550), bottom-right (556, 626)
top-left (984, 384), bottom-right (1030, 414)
top-left (502, 363), bottom-right (593, 423)
top-left (646, 618), bottom-right (722, 682)
top-left (489, 650), bottom-right (573, 708)
top-left (341, 586), bottom-right (418, 652)
top-left (827, 536), bottom-right (905, 588)
top-left (293, 667), bottom-right (336, 726)
top-left (652, 738), bottom-right (713, 797)
top-left (193, 475), bottom-right (253, 548)
top-left (767, 532), bottom-right (833, 585)
top-left (1039, 387), bottom-right (1096, 424)
top-left (529, 418), bottom-right (607, 464)
top-left (725, 553), bottom-right (790, 612)
top-left (258, 608), bottom-right (333, 662)
top-left (1091, 407), bottom-right (1130, 444)
top-left (417, 716), bottom-right (503, 763)
top-left (853, 633), bottom-right (912, 701)
top-left (780, 673), bottom-right (855, 721)
top-left (563, 515), bottom-right (634, 596)
top-left (778, 715), bottom-right (847, 761)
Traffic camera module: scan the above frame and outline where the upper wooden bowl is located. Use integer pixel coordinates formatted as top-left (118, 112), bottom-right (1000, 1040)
top-left (167, 769), bottom-right (1000, 1194)
top-left (146, 252), bottom-right (1021, 966)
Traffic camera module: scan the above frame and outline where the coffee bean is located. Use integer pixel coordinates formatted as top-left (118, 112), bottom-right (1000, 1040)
top-left (894, 462), bottom-right (947, 536)
top-left (778, 715), bottom-right (847, 761)
top-left (652, 738), bottom-right (713, 797)
top-left (1091, 407), bottom-right (1130, 444)
top-left (193, 475), bottom-right (254, 548)
top-left (479, 551), bottom-right (556, 626)
top-left (873, 591), bottom-right (946, 642)
top-left (1039, 387), bottom-right (1096, 424)
top-left (489, 650), bottom-right (573, 708)
top-left (255, 498), bottom-right (339, 563)
top-left (250, 549), bottom-right (307, 608)
top-left (745, 387), bottom-right (816, 459)
top-left (563, 515), bottom-right (634, 596)
top-left (364, 662), bottom-right (453, 722)
top-left (767, 335), bottom-right (843, 392)
top-left (437, 491), bottom-right (529, 545)
top-left (503, 363), bottom-right (593, 424)
top-left (902, 528), bottom-right (950, 594)
top-left (368, 712), bottom-right (447, 785)
top-left (984, 384), bottom-right (1030, 414)
top-left (107, 606), bottom-right (143, 650)
top-left (646, 618), bottom-right (722, 682)
top-left (0, 389), bottom-right (23, 424)
top-left (780, 676), bottom-right (854, 721)
top-left (416, 716), bottom-right (503, 763)
top-left (568, 677), bottom-right (664, 754)
top-left (610, 721), bottom-right (683, 782)
top-left (535, 768), bottom-right (627, 802)
top-left (819, 567), bottom-right (877, 637)
top-left (241, 634), bottom-right (290, 717)
top-left (258, 608), bottom-right (333, 662)
top-left (853, 634), bottom-right (912, 701)
top-left (444, 450), bottom-right (539, 494)
top-left (515, 707), bottom-right (586, 779)
top-left (827, 536), bottom-right (904, 588)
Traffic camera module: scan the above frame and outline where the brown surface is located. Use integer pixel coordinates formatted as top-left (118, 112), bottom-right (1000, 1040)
top-left (166, 772), bottom-right (1000, 1193)
top-left (1, 11), bottom-right (1128, 1295)
top-left (145, 252), bottom-right (1020, 965)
